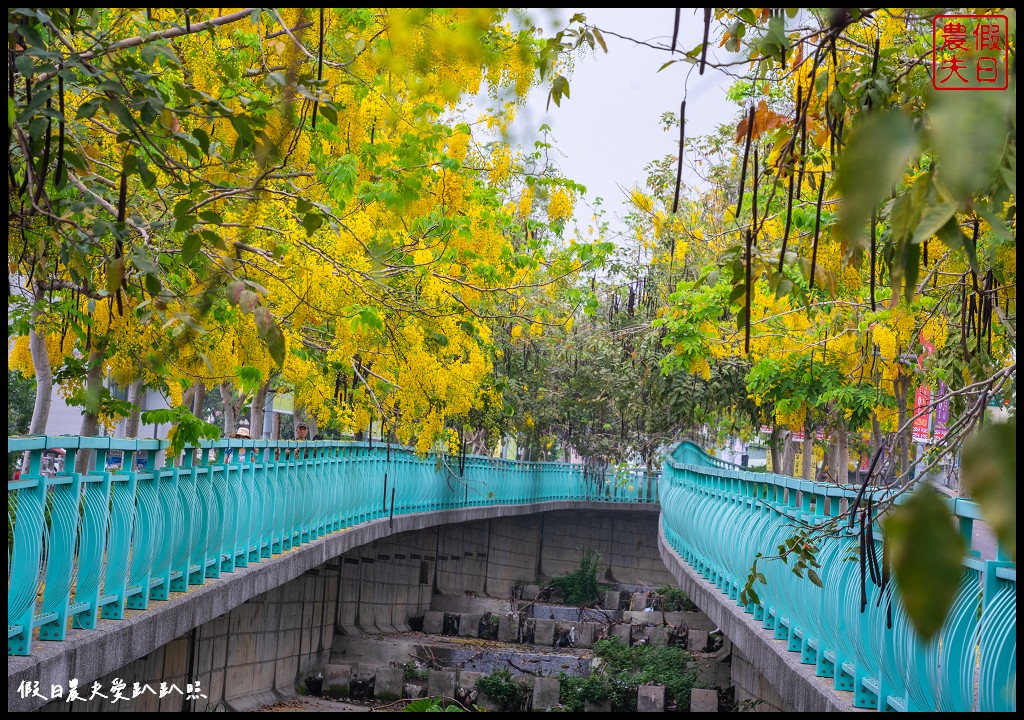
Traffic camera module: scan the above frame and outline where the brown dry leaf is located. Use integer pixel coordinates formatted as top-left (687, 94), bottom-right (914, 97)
top-left (735, 100), bottom-right (790, 143)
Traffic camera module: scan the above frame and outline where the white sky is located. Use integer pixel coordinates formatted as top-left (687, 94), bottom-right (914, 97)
top-left (508, 8), bottom-right (740, 240)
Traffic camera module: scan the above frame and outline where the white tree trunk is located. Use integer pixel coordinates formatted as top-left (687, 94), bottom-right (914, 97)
top-left (219, 382), bottom-right (235, 434)
top-left (27, 312), bottom-right (53, 436)
top-left (125, 379), bottom-right (144, 438)
top-left (250, 382), bottom-right (269, 439)
top-left (75, 350), bottom-right (105, 472)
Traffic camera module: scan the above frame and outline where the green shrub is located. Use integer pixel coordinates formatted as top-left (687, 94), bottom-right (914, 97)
top-left (475, 669), bottom-right (530, 712)
top-left (556, 638), bottom-right (701, 711)
top-left (404, 661), bottom-right (428, 683)
top-left (558, 672), bottom-right (636, 712)
top-left (548, 547), bottom-right (604, 606)
top-left (652, 585), bottom-right (699, 612)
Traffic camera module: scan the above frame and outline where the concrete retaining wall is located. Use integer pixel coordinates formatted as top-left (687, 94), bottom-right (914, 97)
top-left (38, 567), bottom-right (338, 712)
top-left (333, 510), bottom-right (674, 634)
top-left (731, 645), bottom-right (786, 712)
top-left (11, 502), bottom-right (658, 713)
top-left (657, 525), bottom-right (858, 713)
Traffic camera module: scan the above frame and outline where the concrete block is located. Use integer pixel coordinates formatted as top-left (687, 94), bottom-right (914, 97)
top-left (630, 591), bottom-right (649, 611)
top-left (688, 628), bottom-right (709, 652)
top-left (427, 669), bottom-right (457, 699)
top-left (647, 625), bottom-right (670, 647)
top-left (422, 610), bottom-right (444, 635)
top-left (476, 690), bottom-right (503, 712)
top-left (585, 698), bottom-right (612, 712)
top-left (679, 610), bottom-right (717, 630)
top-left (404, 683), bottom-right (426, 699)
top-left (458, 613), bottom-right (482, 638)
top-left (323, 664), bottom-right (352, 698)
top-left (375, 667), bottom-right (404, 701)
top-left (610, 623), bottom-right (632, 645)
top-left (498, 613), bottom-right (520, 643)
top-left (522, 584), bottom-right (541, 600)
top-left (603, 590), bottom-right (621, 610)
top-left (575, 622), bottom-right (596, 648)
top-left (532, 676), bottom-right (560, 711)
top-left (637, 684), bottom-right (665, 712)
top-left (534, 618), bottom-right (555, 646)
top-left (690, 688), bottom-right (718, 712)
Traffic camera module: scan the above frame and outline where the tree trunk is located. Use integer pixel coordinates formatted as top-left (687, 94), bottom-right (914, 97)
top-left (837, 426), bottom-right (849, 485)
top-left (823, 430), bottom-right (839, 482)
top-left (769, 425), bottom-right (784, 474)
top-left (75, 350), bottom-right (105, 473)
top-left (271, 411), bottom-right (281, 440)
top-left (125, 379), bottom-right (144, 438)
top-left (782, 438), bottom-right (796, 477)
top-left (27, 310), bottom-right (53, 436)
top-left (219, 382), bottom-right (235, 434)
top-left (893, 374), bottom-right (912, 479)
top-left (193, 383), bottom-right (207, 420)
top-left (250, 382), bottom-right (269, 439)
top-left (801, 420), bottom-right (814, 481)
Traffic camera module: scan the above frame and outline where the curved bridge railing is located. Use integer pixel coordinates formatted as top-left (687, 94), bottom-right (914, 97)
top-left (8, 436), bottom-right (656, 658)
top-left (660, 440), bottom-right (1016, 713)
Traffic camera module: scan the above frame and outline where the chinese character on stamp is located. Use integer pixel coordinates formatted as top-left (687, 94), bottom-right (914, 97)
top-left (932, 14), bottom-right (1009, 90)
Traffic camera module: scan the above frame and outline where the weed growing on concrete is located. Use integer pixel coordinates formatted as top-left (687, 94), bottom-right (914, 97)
top-left (548, 547), bottom-right (605, 606)
top-left (652, 584), bottom-right (699, 612)
top-left (556, 637), bottom-right (701, 711)
top-left (475, 669), bottom-right (531, 712)
top-left (404, 661), bottom-right (429, 683)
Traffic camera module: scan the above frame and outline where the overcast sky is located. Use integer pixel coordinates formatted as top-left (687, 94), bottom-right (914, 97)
top-left (508, 8), bottom-right (741, 240)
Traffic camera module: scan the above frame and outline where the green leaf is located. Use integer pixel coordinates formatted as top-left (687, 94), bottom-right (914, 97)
top-left (76, 98), bottom-right (103, 120)
top-left (137, 160), bottom-right (157, 188)
top-left (236, 365), bottom-right (264, 393)
top-left (192, 127), bottom-right (210, 155)
top-left (935, 217), bottom-right (966, 253)
top-left (144, 273), bottom-right (161, 295)
top-left (807, 568), bottom-right (823, 588)
top-left (231, 115), bottom-right (255, 144)
top-left (181, 233), bottom-right (201, 263)
top-left (105, 98), bottom-right (135, 128)
top-left (302, 212), bottom-right (324, 236)
top-left (884, 485), bottom-right (965, 641)
top-left (928, 89), bottom-right (1015, 202)
top-left (835, 111), bottom-right (919, 251)
top-left (173, 199), bottom-right (192, 218)
top-left (263, 322), bottom-right (286, 367)
top-left (972, 201), bottom-right (1013, 242)
top-left (910, 189), bottom-right (957, 246)
top-left (15, 55), bottom-right (34, 78)
top-left (961, 421), bottom-right (1016, 561)
top-left (350, 306), bottom-right (384, 333)
top-left (105, 257), bottom-right (124, 295)
top-left (174, 215), bottom-right (197, 232)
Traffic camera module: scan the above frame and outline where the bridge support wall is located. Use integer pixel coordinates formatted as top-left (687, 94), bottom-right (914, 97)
top-left (20, 504), bottom-right (663, 712)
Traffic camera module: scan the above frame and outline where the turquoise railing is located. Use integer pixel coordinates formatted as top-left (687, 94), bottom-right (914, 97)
top-left (7, 436), bottom-right (656, 657)
top-left (660, 441), bottom-right (1016, 713)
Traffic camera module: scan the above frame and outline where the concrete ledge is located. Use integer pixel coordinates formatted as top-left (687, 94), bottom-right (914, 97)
top-left (8, 501), bottom-right (655, 712)
top-left (657, 523), bottom-right (865, 713)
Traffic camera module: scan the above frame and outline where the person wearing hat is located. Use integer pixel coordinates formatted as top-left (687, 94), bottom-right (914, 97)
top-left (295, 421), bottom-right (310, 460)
top-left (227, 425), bottom-right (250, 463)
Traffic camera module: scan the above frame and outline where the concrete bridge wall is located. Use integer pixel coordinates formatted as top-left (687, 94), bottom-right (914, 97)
top-left (15, 503), bottom-right (665, 712)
